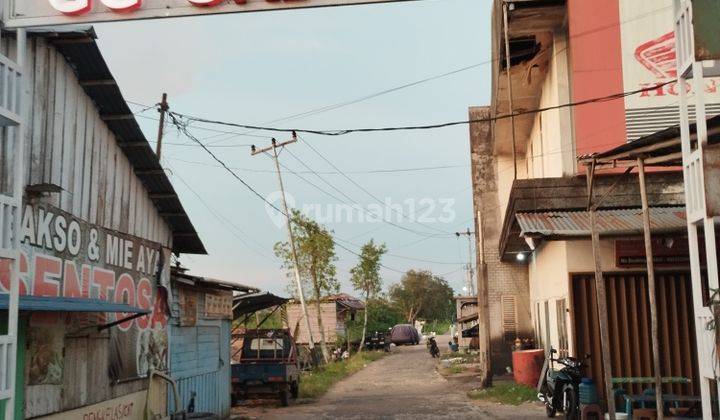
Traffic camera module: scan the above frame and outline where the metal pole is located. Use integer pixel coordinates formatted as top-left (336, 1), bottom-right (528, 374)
top-left (637, 158), bottom-right (664, 419)
top-left (156, 93), bottom-right (168, 159)
top-left (252, 136), bottom-right (316, 351)
top-left (503, 1), bottom-right (518, 180)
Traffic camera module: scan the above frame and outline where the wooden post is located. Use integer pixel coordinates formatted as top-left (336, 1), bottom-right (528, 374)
top-left (637, 158), bottom-right (664, 419)
top-left (590, 210), bottom-right (617, 420)
top-left (155, 93), bottom-right (168, 159)
top-left (587, 164), bottom-right (616, 419)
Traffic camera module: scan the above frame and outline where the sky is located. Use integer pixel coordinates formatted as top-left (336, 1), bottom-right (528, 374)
top-left (93, 0), bottom-right (492, 297)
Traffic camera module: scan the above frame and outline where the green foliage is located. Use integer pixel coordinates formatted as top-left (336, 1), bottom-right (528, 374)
top-left (299, 351), bottom-right (386, 399)
top-left (349, 240), bottom-right (387, 346)
top-left (233, 309), bottom-right (282, 330)
top-left (349, 240), bottom-right (386, 298)
top-left (344, 297), bottom-right (405, 343)
top-left (388, 270), bottom-right (455, 323)
top-left (467, 383), bottom-right (537, 405)
top-left (274, 210), bottom-right (339, 299)
top-left (423, 319), bottom-right (452, 335)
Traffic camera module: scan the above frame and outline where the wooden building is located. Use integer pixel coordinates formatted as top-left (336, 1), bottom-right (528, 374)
top-left (0, 28), bottom-right (205, 419)
top-left (286, 293), bottom-right (364, 345)
top-left (168, 269), bottom-right (257, 418)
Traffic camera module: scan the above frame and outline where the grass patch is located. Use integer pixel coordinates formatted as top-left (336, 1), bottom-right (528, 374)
top-left (299, 351), bottom-right (386, 399)
top-left (446, 365), bottom-right (464, 374)
top-left (423, 320), bottom-right (451, 335)
top-left (441, 351), bottom-right (479, 363)
top-left (467, 383), bottom-right (537, 406)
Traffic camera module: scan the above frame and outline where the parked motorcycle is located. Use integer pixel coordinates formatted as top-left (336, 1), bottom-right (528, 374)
top-left (537, 348), bottom-right (589, 419)
top-left (427, 336), bottom-right (440, 358)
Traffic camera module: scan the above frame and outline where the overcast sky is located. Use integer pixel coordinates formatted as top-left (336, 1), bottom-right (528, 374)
top-left (93, 0), bottom-right (491, 297)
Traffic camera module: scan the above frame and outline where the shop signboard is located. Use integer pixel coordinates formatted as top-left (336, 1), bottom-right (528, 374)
top-left (5, 0), bottom-right (416, 28)
top-left (0, 203), bottom-right (171, 381)
top-left (619, 0), bottom-right (720, 140)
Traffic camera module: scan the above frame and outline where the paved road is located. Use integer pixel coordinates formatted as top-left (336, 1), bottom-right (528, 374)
top-left (233, 339), bottom-right (544, 419)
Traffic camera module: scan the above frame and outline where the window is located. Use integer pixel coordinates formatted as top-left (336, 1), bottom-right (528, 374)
top-left (502, 295), bottom-right (518, 342)
top-left (556, 299), bottom-right (568, 357)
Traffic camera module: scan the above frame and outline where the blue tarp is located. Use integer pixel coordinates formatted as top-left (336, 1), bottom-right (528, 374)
top-left (0, 295), bottom-right (150, 313)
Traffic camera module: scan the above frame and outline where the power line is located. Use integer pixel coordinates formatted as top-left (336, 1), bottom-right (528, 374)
top-left (167, 156), bottom-right (467, 174)
top-left (298, 135), bottom-right (455, 236)
top-left (277, 148), bottom-right (448, 238)
top-left (168, 81), bottom-right (675, 137)
top-left (167, 114), bottom-right (410, 274)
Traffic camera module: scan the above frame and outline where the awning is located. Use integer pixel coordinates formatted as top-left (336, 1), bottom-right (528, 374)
top-left (233, 292), bottom-right (288, 319)
top-left (517, 206), bottom-right (687, 240)
top-left (0, 295), bottom-right (150, 314)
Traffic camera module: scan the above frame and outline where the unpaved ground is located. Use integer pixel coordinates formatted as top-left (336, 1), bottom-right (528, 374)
top-left (231, 338), bottom-right (545, 419)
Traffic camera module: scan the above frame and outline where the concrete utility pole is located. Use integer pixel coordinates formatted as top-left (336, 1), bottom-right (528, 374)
top-left (455, 228), bottom-right (476, 295)
top-left (251, 133), bottom-right (317, 352)
top-left (156, 93), bottom-right (169, 159)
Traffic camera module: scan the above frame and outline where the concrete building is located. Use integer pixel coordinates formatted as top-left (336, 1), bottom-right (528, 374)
top-left (470, 0), bottom-right (715, 403)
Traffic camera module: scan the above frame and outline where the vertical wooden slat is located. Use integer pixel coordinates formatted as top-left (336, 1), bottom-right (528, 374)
top-left (628, 276), bottom-right (642, 395)
top-left (618, 276), bottom-right (634, 391)
top-left (72, 85), bottom-right (86, 216)
top-left (50, 51), bottom-right (65, 208)
top-left (81, 98), bottom-right (94, 221)
top-left (30, 39), bottom-right (48, 186)
top-left (43, 48), bottom-right (56, 194)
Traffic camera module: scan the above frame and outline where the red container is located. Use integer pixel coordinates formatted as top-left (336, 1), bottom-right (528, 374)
top-left (512, 349), bottom-right (545, 388)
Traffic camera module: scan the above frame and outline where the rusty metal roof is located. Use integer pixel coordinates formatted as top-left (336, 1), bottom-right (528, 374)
top-left (517, 206), bottom-right (687, 239)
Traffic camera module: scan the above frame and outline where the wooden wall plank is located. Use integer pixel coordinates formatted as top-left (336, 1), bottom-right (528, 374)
top-left (51, 51), bottom-right (67, 209)
top-left (30, 39), bottom-right (48, 186)
top-left (72, 84), bottom-right (87, 216)
top-left (41, 49), bottom-right (57, 194)
top-left (81, 98), bottom-right (95, 221)
top-left (22, 38), bottom-right (36, 186)
top-left (62, 337), bottom-right (88, 408)
top-left (89, 117), bottom-right (102, 225)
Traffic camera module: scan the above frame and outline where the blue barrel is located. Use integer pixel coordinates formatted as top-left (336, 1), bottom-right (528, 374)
top-left (579, 378), bottom-right (599, 405)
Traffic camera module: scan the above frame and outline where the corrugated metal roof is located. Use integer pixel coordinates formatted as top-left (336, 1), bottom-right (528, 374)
top-left (172, 269), bottom-right (259, 293)
top-left (517, 206), bottom-right (687, 238)
top-left (30, 28), bottom-right (206, 254)
top-left (0, 295), bottom-right (150, 313)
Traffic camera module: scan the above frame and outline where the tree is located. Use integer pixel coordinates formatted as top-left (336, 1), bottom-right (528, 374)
top-left (275, 210), bottom-right (339, 363)
top-left (349, 240), bottom-right (387, 351)
top-left (389, 270), bottom-right (454, 323)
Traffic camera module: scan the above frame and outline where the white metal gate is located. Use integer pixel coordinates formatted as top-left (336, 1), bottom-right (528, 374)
top-left (0, 29), bottom-right (26, 420)
top-left (674, 2), bottom-right (720, 417)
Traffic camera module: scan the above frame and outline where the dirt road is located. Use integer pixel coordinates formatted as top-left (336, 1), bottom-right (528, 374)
top-left (233, 339), bottom-right (544, 419)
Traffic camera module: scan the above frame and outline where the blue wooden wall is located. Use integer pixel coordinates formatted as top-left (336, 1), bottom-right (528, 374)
top-left (168, 287), bottom-right (231, 418)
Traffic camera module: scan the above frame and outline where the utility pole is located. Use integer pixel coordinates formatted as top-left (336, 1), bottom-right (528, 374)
top-left (455, 228), bottom-right (476, 296)
top-left (251, 133), bottom-right (317, 353)
top-left (156, 93), bottom-right (169, 159)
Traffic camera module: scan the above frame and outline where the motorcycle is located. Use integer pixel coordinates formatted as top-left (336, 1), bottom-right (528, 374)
top-left (427, 336), bottom-right (440, 358)
top-left (537, 348), bottom-right (589, 419)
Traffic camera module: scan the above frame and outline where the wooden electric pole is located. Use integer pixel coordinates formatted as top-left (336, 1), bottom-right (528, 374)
top-left (156, 93), bottom-right (169, 159)
top-left (251, 133), bottom-right (317, 354)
